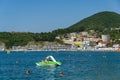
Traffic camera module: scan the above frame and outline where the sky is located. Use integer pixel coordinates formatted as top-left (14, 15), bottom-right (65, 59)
top-left (0, 0), bottom-right (120, 33)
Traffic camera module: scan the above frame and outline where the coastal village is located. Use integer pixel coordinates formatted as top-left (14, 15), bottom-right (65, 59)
top-left (0, 29), bottom-right (120, 52)
top-left (0, 11), bottom-right (120, 52)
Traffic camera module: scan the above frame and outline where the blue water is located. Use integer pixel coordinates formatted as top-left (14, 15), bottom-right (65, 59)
top-left (0, 51), bottom-right (120, 80)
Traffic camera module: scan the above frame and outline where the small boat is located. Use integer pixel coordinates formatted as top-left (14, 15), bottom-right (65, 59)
top-left (36, 55), bottom-right (61, 67)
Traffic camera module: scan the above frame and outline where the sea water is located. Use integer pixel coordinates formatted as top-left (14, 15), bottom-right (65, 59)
top-left (0, 51), bottom-right (120, 80)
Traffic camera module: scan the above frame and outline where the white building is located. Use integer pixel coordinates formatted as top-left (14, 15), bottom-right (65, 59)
top-left (102, 35), bottom-right (110, 42)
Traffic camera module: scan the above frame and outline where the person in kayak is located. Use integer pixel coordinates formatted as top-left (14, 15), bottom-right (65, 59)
top-left (36, 55), bottom-right (61, 66)
top-left (44, 58), bottom-right (49, 63)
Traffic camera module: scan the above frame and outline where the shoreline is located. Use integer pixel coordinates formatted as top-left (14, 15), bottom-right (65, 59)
top-left (1, 49), bottom-right (119, 53)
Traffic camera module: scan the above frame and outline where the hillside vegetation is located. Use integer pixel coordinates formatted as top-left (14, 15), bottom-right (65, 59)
top-left (67, 11), bottom-right (120, 32)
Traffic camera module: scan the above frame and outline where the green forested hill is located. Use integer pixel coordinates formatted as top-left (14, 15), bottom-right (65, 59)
top-left (66, 11), bottom-right (120, 32)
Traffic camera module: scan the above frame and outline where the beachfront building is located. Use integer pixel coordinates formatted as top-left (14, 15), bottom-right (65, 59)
top-left (113, 44), bottom-right (120, 48)
top-left (96, 42), bottom-right (107, 47)
top-left (102, 35), bottom-right (110, 42)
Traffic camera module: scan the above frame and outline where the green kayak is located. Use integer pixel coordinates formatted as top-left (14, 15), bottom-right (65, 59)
top-left (36, 61), bottom-right (61, 67)
top-left (36, 55), bottom-right (61, 67)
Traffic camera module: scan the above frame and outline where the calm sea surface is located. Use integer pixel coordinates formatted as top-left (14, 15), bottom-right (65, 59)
top-left (0, 51), bottom-right (120, 80)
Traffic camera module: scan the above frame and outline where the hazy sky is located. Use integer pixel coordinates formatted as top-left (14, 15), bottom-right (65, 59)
top-left (0, 0), bottom-right (120, 32)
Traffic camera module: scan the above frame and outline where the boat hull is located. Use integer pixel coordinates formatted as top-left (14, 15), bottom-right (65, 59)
top-left (36, 61), bottom-right (61, 67)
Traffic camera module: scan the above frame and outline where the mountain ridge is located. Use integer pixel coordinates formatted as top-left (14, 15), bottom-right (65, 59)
top-left (65, 11), bottom-right (120, 32)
